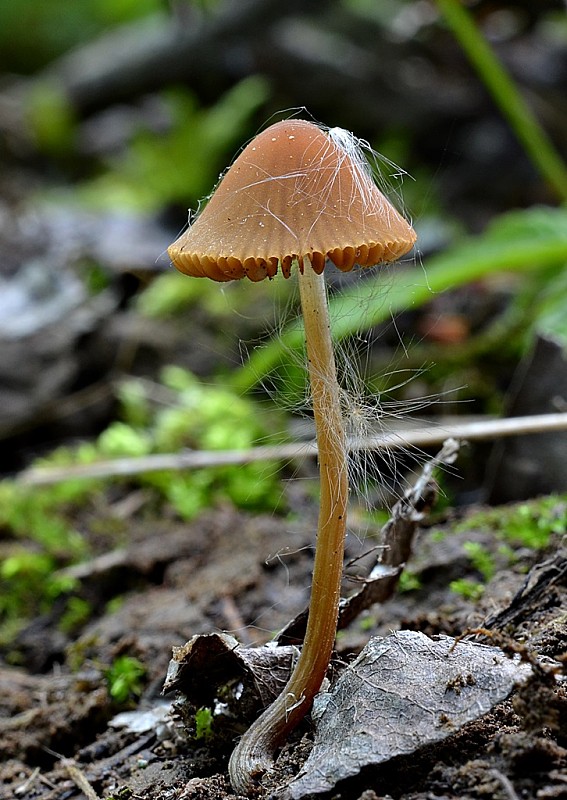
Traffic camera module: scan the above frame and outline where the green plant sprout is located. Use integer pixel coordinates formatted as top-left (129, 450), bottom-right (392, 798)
top-left (398, 569), bottom-right (422, 593)
top-left (448, 542), bottom-right (495, 602)
top-left (194, 706), bottom-right (214, 741)
top-left (167, 118), bottom-right (416, 793)
top-left (104, 655), bottom-right (146, 704)
top-left (462, 541), bottom-right (496, 583)
top-left (450, 578), bottom-right (485, 602)
top-left (58, 596), bottom-right (93, 635)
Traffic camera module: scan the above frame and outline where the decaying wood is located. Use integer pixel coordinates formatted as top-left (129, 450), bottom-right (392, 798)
top-left (337, 439), bottom-right (460, 629)
top-left (484, 550), bottom-right (567, 633)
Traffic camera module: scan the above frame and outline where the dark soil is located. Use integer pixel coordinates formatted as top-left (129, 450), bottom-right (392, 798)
top-left (1, 488), bottom-right (566, 800)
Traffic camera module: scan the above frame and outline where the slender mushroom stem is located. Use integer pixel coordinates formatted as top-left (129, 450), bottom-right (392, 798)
top-left (229, 258), bottom-right (349, 794)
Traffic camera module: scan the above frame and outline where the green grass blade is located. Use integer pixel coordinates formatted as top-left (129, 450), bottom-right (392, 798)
top-left (435, 0), bottom-right (567, 203)
top-left (232, 207), bottom-right (567, 393)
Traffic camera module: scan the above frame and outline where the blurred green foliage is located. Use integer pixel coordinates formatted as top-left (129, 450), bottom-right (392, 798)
top-left (397, 569), bottom-right (422, 593)
top-left (109, 365), bottom-right (283, 513)
top-left (449, 577), bottom-right (485, 602)
top-left (462, 541), bottom-right (496, 582)
top-left (26, 80), bottom-right (77, 156)
top-left (0, 0), bottom-right (163, 73)
top-left (435, 492), bottom-right (566, 603)
top-left (0, 470), bottom-right (90, 648)
top-left (104, 654), bottom-right (147, 704)
top-left (436, 0), bottom-right (567, 202)
top-left (80, 76), bottom-right (270, 211)
top-left (455, 495), bottom-right (566, 550)
top-left (533, 265), bottom-right (567, 345)
top-left (0, 367), bottom-right (283, 649)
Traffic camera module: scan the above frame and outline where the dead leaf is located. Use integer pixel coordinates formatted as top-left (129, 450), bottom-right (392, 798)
top-left (282, 630), bottom-right (531, 799)
top-left (163, 632), bottom-right (298, 715)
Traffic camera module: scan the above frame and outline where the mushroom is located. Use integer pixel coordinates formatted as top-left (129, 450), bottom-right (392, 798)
top-left (168, 119), bottom-right (416, 794)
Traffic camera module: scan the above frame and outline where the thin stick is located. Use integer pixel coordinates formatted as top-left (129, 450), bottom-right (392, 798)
top-left (63, 762), bottom-right (101, 800)
top-left (18, 412), bottom-right (567, 486)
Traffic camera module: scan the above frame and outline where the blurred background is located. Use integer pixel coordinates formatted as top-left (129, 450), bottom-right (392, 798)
top-left (0, 0), bottom-right (566, 505)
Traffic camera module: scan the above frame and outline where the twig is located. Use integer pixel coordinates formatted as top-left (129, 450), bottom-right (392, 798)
top-left (16, 412), bottom-right (567, 487)
top-left (337, 441), bottom-right (460, 629)
top-left (38, 746), bottom-right (102, 800)
top-left (489, 769), bottom-right (521, 800)
top-left (63, 761), bottom-right (101, 800)
top-left (14, 767), bottom-right (40, 797)
top-left (276, 439), bottom-right (460, 643)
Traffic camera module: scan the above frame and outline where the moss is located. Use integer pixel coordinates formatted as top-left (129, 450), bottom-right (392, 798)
top-left (398, 569), bottom-right (422, 593)
top-left (462, 541), bottom-right (496, 582)
top-left (450, 578), bottom-right (485, 601)
top-left (0, 367), bottom-right (286, 650)
top-left (195, 707), bottom-right (215, 741)
top-left (455, 494), bottom-right (566, 551)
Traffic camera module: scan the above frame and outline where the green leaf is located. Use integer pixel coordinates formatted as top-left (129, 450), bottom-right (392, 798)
top-left (532, 266), bottom-right (567, 346)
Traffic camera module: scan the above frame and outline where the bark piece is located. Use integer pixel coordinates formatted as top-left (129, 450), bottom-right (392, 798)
top-left (484, 550), bottom-right (567, 633)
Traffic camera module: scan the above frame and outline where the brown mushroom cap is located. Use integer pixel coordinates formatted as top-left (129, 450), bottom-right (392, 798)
top-left (168, 120), bottom-right (416, 282)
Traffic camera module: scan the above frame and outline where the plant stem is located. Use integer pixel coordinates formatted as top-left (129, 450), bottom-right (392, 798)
top-left (435, 0), bottom-right (567, 203)
top-left (228, 260), bottom-right (348, 794)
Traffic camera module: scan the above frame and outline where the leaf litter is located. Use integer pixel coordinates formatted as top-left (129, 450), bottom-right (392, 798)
top-left (281, 630), bottom-right (533, 798)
